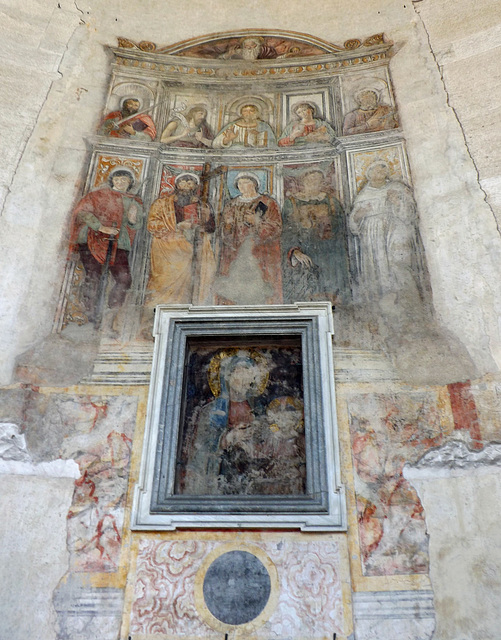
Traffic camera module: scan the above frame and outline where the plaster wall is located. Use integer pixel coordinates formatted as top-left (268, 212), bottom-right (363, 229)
top-left (0, 474), bottom-right (76, 640)
top-left (405, 443), bottom-right (501, 640)
top-left (415, 0), bottom-right (501, 227)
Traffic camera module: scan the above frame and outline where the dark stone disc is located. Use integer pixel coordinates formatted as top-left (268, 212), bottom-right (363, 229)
top-left (202, 550), bottom-right (271, 625)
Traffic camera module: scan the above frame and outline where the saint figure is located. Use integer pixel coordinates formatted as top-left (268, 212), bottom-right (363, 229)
top-left (160, 105), bottom-right (214, 148)
top-left (144, 173), bottom-right (216, 311)
top-left (215, 173), bottom-right (282, 305)
top-left (282, 169), bottom-right (350, 304)
top-left (349, 161), bottom-right (429, 303)
top-left (213, 104), bottom-right (276, 148)
top-left (98, 97), bottom-right (156, 141)
top-left (278, 102), bottom-right (337, 147)
top-left (343, 89), bottom-right (398, 136)
top-left (69, 169), bottom-right (143, 322)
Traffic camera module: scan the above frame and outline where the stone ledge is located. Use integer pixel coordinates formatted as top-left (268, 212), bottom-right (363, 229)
top-left (404, 440), bottom-right (501, 480)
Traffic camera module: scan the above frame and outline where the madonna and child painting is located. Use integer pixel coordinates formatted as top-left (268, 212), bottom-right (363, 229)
top-left (174, 342), bottom-right (306, 497)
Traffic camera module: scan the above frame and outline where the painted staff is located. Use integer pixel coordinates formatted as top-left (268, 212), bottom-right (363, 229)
top-left (190, 163), bottom-right (227, 304)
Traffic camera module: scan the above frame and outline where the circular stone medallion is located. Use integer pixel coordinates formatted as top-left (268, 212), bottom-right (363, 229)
top-left (202, 550), bottom-right (271, 625)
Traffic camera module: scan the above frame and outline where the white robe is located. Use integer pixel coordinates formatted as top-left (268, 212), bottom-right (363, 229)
top-left (349, 181), bottom-right (429, 303)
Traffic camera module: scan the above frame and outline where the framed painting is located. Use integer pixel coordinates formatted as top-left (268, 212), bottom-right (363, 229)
top-left (132, 302), bottom-right (346, 530)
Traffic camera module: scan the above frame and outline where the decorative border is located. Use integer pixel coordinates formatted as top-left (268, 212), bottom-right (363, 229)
top-left (132, 303), bottom-right (346, 531)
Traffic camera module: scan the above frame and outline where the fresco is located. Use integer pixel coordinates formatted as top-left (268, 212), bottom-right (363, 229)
top-left (215, 172), bottom-right (282, 305)
top-left (214, 103), bottom-right (276, 148)
top-left (144, 169), bottom-right (215, 312)
top-left (349, 159), bottom-right (430, 305)
top-left (98, 97), bottom-right (157, 140)
top-left (57, 31), bottom-right (413, 343)
top-left (342, 80), bottom-right (398, 137)
top-left (0, 390), bottom-right (138, 573)
top-left (176, 342), bottom-right (305, 496)
top-left (69, 169), bottom-right (144, 331)
top-left (58, 395), bottom-right (137, 573)
top-left (160, 34), bottom-right (332, 59)
top-left (279, 101), bottom-right (337, 147)
top-left (282, 164), bottom-right (349, 305)
top-left (347, 390), bottom-right (453, 576)
top-left (161, 103), bottom-right (215, 147)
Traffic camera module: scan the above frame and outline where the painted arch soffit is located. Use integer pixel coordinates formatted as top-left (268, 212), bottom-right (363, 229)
top-left (116, 29), bottom-right (388, 59)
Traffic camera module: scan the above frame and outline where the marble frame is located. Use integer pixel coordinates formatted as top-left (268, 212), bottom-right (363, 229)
top-left (132, 302), bottom-right (346, 531)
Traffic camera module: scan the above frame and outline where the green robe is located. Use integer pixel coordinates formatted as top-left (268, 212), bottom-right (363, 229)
top-left (281, 193), bottom-right (350, 303)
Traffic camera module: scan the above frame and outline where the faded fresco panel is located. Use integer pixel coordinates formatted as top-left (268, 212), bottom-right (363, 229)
top-left (341, 70), bottom-right (398, 136)
top-left (100, 82), bottom-right (159, 141)
top-left (214, 100), bottom-right (277, 148)
top-left (54, 395), bottom-right (138, 572)
top-left (347, 389), bottom-right (453, 576)
top-left (214, 170), bottom-right (282, 305)
top-left (61, 154), bottom-right (147, 333)
top-left (143, 165), bottom-right (214, 317)
top-left (167, 34), bottom-right (330, 59)
top-left (279, 99), bottom-right (337, 147)
top-left (282, 162), bottom-right (350, 305)
top-left (161, 95), bottom-right (216, 148)
top-left (0, 390), bottom-right (138, 572)
top-left (51, 31), bottom-right (413, 353)
top-left (176, 341), bottom-right (305, 496)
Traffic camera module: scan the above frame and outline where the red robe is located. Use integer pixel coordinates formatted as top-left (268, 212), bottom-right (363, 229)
top-left (218, 194), bottom-right (283, 303)
top-left (70, 187), bottom-right (142, 264)
top-left (99, 110), bottom-right (157, 140)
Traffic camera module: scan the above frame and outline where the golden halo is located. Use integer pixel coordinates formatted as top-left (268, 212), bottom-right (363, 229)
top-left (267, 395), bottom-right (303, 412)
top-left (207, 348), bottom-right (269, 397)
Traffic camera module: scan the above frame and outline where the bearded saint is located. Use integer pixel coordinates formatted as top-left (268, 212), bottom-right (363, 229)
top-left (98, 97), bottom-right (156, 141)
top-left (144, 173), bottom-right (215, 309)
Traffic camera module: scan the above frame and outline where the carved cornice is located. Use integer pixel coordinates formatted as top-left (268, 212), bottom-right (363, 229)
top-left (87, 136), bottom-right (345, 166)
top-left (110, 40), bottom-right (393, 83)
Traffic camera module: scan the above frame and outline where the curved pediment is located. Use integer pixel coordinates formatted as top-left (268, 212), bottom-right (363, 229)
top-left (117, 29), bottom-right (386, 60)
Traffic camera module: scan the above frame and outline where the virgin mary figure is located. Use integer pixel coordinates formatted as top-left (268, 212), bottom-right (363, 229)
top-left (178, 349), bottom-right (270, 495)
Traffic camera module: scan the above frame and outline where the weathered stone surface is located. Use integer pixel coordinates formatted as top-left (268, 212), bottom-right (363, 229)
top-left (405, 443), bottom-right (501, 639)
top-left (0, 474), bottom-right (75, 640)
top-left (53, 577), bottom-right (124, 640)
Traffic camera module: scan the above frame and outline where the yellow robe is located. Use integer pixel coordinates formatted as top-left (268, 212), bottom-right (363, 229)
top-left (145, 196), bottom-right (215, 306)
